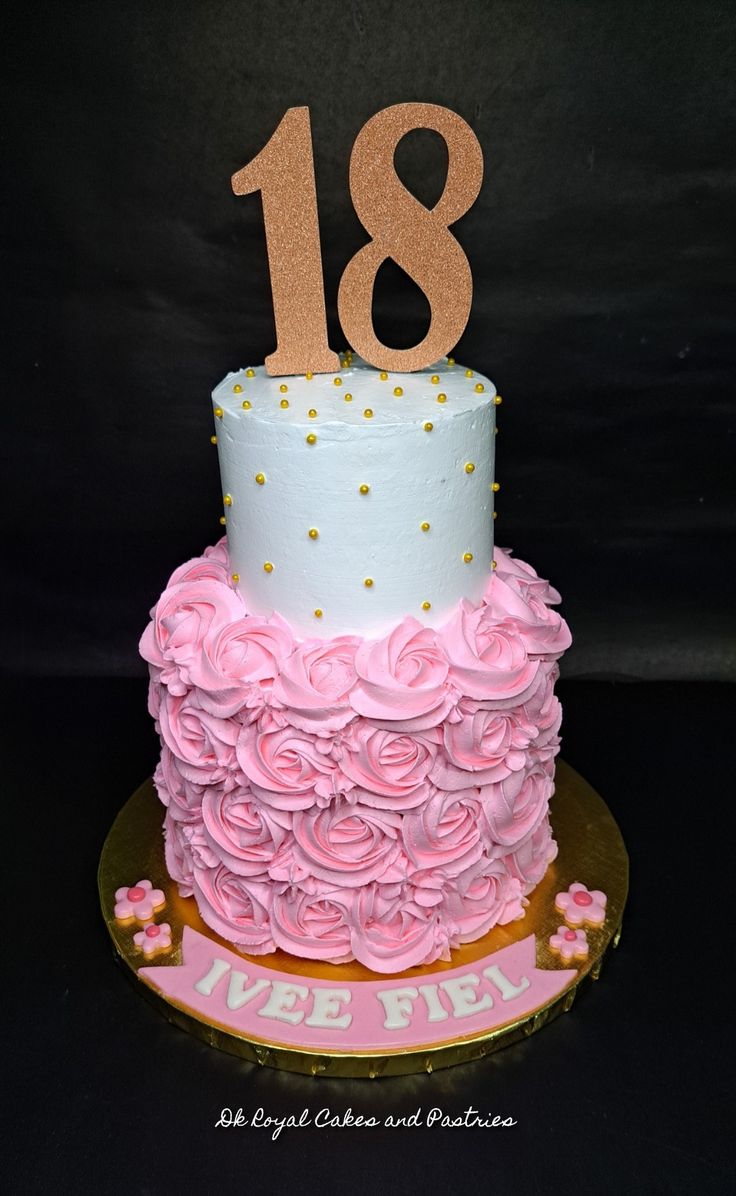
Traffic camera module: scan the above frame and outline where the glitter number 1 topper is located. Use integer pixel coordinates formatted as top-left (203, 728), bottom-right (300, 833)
top-left (232, 103), bottom-right (484, 377)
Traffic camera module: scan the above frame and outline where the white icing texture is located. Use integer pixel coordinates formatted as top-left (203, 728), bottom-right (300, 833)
top-left (212, 358), bottom-right (496, 637)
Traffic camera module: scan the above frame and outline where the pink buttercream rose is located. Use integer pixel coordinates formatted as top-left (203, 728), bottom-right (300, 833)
top-left (192, 864), bottom-right (275, 953)
top-left (270, 883), bottom-right (354, 962)
top-left (350, 884), bottom-right (451, 972)
top-left (201, 786), bottom-right (290, 877)
top-left (192, 614), bottom-right (294, 717)
top-left (435, 701), bottom-right (535, 789)
top-left (203, 536), bottom-right (229, 564)
top-left (479, 761), bottom-right (554, 850)
top-left (337, 722), bottom-right (438, 809)
top-left (350, 618), bottom-right (454, 729)
top-left (154, 745), bottom-right (211, 821)
top-left (503, 815), bottom-right (558, 894)
top-left (271, 636), bottom-right (360, 733)
top-left (278, 799), bottom-right (405, 888)
top-left (163, 812), bottom-right (195, 896)
top-left (442, 600), bottom-right (541, 702)
top-left (236, 716), bottom-right (337, 809)
top-left (167, 551), bottom-right (231, 590)
top-left (158, 690), bottom-right (240, 785)
top-left (442, 857), bottom-right (514, 941)
top-left (483, 569), bottom-right (571, 659)
top-left (402, 787), bottom-right (484, 877)
top-left (140, 579), bottom-right (244, 695)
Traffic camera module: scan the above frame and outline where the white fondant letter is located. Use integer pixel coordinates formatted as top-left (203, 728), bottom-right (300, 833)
top-left (418, 983), bottom-right (449, 1023)
top-left (439, 973), bottom-right (494, 1019)
top-left (226, 971), bottom-right (272, 1012)
top-left (304, 988), bottom-right (353, 1030)
top-left (483, 964), bottom-right (531, 1002)
top-left (376, 986), bottom-right (419, 1030)
top-left (256, 980), bottom-right (310, 1025)
top-left (194, 957), bottom-right (231, 997)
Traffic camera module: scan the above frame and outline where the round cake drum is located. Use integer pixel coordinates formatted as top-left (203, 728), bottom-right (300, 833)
top-left (99, 761), bottom-right (627, 1077)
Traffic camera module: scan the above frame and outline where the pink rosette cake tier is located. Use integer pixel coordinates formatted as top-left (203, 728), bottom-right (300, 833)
top-left (141, 539), bottom-right (570, 973)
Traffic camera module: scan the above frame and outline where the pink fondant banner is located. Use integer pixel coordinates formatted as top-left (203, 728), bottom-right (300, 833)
top-left (140, 927), bottom-right (575, 1051)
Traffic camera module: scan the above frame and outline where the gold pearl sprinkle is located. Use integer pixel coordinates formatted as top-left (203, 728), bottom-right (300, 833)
top-left (447, 356), bottom-right (455, 366)
top-left (246, 368), bottom-right (255, 378)
top-left (223, 494), bottom-right (232, 506)
top-left (305, 371), bottom-right (313, 380)
top-left (363, 408), bottom-right (373, 419)
top-left (494, 394), bottom-right (503, 406)
top-left (492, 559), bottom-right (498, 570)
top-left (424, 421), bottom-right (433, 432)
top-left (495, 427), bottom-right (499, 435)
top-left (255, 473), bottom-right (265, 485)
top-left (233, 384), bottom-right (243, 394)
top-left (306, 433), bottom-right (317, 444)
top-left (232, 573), bottom-right (240, 583)
top-left (474, 382), bottom-right (485, 393)
top-left (463, 552), bottom-right (474, 563)
top-left (333, 377), bottom-right (343, 386)
top-left (393, 386), bottom-right (403, 397)
top-left (344, 392), bottom-right (353, 402)
top-left (437, 393), bottom-right (447, 403)
top-left (430, 374), bottom-right (440, 384)
top-left (364, 577), bottom-right (374, 588)
top-left (314, 608), bottom-right (323, 618)
top-left (210, 435), bottom-right (217, 445)
top-left (465, 462), bottom-right (476, 474)
top-left (492, 481), bottom-right (500, 492)
top-left (421, 521), bottom-right (430, 532)
top-left (308, 528), bottom-right (319, 539)
top-left (219, 515), bottom-right (226, 525)
top-left (308, 408), bottom-right (318, 418)
top-left (279, 398), bottom-right (289, 409)
top-left (465, 369), bottom-right (474, 377)
top-left (493, 510), bottom-right (498, 520)
top-left (359, 484), bottom-right (370, 494)
top-left (279, 383), bottom-right (288, 393)
top-left (264, 562), bottom-right (274, 573)
top-left (379, 371), bottom-right (388, 381)
top-left (242, 400), bottom-right (252, 409)
top-left (422, 601), bottom-right (431, 611)
top-left (214, 407), bottom-right (223, 419)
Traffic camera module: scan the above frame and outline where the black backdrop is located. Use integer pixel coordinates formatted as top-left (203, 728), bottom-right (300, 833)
top-left (3, 5), bottom-right (736, 1194)
top-left (3, 0), bottom-right (735, 680)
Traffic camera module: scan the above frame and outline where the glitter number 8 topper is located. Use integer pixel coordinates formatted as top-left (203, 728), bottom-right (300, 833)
top-left (232, 103), bottom-right (484, 376)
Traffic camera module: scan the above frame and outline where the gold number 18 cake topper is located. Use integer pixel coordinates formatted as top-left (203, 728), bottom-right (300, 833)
top-left (232, 103), bottom-right (484, 376)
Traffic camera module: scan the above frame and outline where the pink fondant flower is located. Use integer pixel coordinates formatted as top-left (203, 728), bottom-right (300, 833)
top-left (350, 618), bottom-right (454, 728)
top-left (271, 636), bottom-right (360, 733)
top-left (140, 579), bottom-right (245, 695)
top-left (442, 601), bottom-right (541, 702)
top-left (549, 925), bottom-right (588, 962)
top-left (114, 879), bottom-right (165, 922)
top-left (271, 883), bottom-right (354, 962)
top-left (338, 722), bottom-right (438, 808)
top-left (133, 922), bottom-right (173, 957)
top-left (235, 717), bottom-right (336, 808)
top-left (192, 614), bottom-right (294, 717)
top-left (555, 882), bottom-right (607, 927)
top-left (192, 865), bottom-right (276, 953)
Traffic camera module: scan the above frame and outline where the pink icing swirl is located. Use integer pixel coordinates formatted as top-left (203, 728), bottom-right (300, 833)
top-left (142, 540), bottom-right (570, 970)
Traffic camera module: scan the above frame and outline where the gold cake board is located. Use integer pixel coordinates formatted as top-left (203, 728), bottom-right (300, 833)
top-left (98, 761), bottom-right (627, 1077)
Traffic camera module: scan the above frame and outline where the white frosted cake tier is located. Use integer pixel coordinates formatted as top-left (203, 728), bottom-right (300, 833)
top-left (212, 358), bottom-right (497, 638)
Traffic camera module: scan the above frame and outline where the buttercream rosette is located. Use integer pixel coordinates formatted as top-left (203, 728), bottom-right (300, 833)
top-left (142, 540), bottom-right (570, 974)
